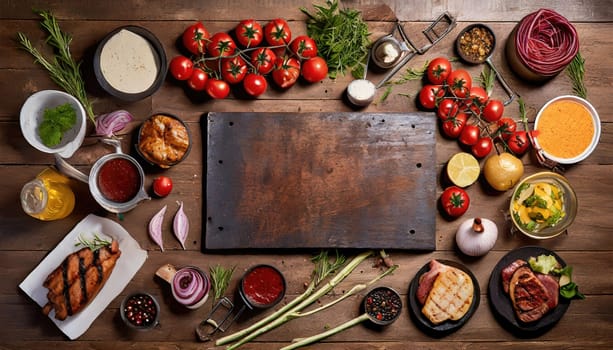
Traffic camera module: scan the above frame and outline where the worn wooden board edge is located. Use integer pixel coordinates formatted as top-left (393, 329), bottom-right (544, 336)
top-left (202, 112), bottom-right (437, 251)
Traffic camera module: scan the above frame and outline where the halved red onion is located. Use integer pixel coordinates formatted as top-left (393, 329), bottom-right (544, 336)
top-left (172, 267), bottom-right (208, 306)
top-left (514, 8), bottom-right (579, 76)
top-left (95, 110), bottom-right (133, 137)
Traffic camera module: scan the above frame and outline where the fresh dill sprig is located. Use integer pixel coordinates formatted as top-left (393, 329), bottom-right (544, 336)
top-left (311, 250), bottom-right (346, 286)
top-left (17, 10), bottom-right (95, 123)
top-left (566, 52), bottom-right (587, 99)
top-left (75, 233), bottom-right (112, 251)
top-left (209, 265), bottom-right (236, 302)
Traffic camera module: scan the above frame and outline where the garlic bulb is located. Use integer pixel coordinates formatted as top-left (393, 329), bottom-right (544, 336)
top-left (455, 217), bottom-right (498, 256)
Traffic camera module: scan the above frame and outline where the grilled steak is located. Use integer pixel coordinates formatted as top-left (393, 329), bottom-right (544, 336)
top-left (42, 240), bottom-right (121, 320)
top-left (419, 260), bottom-right (474, 325)
top-left (417, 260), bottom-right (447, 305)
top-left (536, 273), bottom-right (559, 310)
top-left (508, 266), bottom-right (551, 323)
top-left (501, 259), bottom-right (528, 294)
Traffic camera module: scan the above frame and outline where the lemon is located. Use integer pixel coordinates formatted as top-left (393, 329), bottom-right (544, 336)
top-left (447, 152), bottom-right (480, 187)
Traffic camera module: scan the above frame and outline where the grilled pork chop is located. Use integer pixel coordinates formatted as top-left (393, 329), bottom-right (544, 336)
top-left (501, 259), bottom-right (528, 294)
top-left (42, 240), bottom-right (121, 320)
top-left (508, 266), bottom-right (552, 323)
top-left (420, 261), bottom-right (474, 325)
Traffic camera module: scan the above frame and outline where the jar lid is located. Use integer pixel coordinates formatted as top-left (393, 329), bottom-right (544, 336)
top-left (21, 179), bottom-right (47, 215)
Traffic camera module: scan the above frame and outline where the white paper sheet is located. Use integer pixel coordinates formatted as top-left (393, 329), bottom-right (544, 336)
top-left (19, 214), bottom-right (148, 339)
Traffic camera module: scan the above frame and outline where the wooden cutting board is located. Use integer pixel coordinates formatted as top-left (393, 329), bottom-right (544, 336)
top-left (204, 112), bottom-right (437, 250)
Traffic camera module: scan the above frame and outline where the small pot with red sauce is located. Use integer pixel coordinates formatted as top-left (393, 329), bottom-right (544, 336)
top-left (55, 138), bottom-right (150, 213)
top-left (239, 264), bottom-right (286, 309)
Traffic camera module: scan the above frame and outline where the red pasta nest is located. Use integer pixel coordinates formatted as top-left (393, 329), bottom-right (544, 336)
top-left (514, 8), bottom-right (579, 76)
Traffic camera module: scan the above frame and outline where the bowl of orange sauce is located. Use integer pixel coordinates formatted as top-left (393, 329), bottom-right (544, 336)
top-left (533, 95), bottom-right (600, 164)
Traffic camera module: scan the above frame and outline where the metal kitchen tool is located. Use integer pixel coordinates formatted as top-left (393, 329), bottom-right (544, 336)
top-left (455, 23), bottom-right (517, 105)
top-left (373, 12), bottom-right (456, 88)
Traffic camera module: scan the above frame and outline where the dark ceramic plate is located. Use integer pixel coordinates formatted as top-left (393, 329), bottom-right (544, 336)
top-left (408, 259), bottom-right (480, 336)
top-left (93, 25), bottom-right (167, 101)
top-left (488, 246), bottom-right (570, 337)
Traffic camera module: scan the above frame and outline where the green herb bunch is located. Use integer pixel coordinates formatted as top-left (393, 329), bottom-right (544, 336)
top-left (38, 103), bottom-right (76, 147)
top-left (301, 0), bottom-right (371, 79)
top-left (18, 10), bottom-right (96, 123)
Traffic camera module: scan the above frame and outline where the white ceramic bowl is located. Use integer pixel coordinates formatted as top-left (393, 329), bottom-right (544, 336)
top-left (20, 90), bottom-right (87, 158)
top-left (533, 95), bottom-right (600, 164)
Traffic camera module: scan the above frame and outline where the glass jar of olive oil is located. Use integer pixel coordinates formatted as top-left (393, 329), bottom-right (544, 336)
top-left (21, 167), bottom-right (75, 220)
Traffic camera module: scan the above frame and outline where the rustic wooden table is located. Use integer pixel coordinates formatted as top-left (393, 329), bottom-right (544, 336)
top-left (1, 0), bottom-right (612, 349)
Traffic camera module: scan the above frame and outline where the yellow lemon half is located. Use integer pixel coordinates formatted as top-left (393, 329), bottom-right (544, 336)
top-left (447, 152), bottom-right (480, 188)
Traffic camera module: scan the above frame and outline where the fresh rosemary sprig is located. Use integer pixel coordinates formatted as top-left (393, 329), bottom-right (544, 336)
top-left (566, 51), bottom-right (587, 99)
top-left (378, 60), bottom-right (429, 103)
top-left (301, 0), bottom-right (371, 79)
top-left (209, 264), bottom-right (236, 302)
top-left (75, 233), bottom-right (112, 251)
top-left (311, 249), bottom-right (346, 286)
top-left (17, 10), bottom-right (96, 123)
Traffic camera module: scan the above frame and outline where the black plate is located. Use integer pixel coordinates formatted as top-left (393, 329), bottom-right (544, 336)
top-left (488, 246), bottom-right (570, 337)
top-left (408, 259), bottom-right (480, 337)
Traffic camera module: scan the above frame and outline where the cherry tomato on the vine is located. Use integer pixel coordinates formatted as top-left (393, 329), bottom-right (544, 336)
top-left (206, 78), bottom-right (230, 99)
top-left (182, 22), bottom-right (209, 55)
top-left (441, 112), bottom-right (467, 139)
top-left (447, 69), bottom-right (472, 98)
top-left (440, 186), bottom-right (470, 218)
top-left (290, 35), bottom-right (318, 59)
top-left (272, 56), bottom-right (300, 89)
top-left (187, 67), bottom-right (208, 91)
top-left (264, 18), bottom-right (292, 46)
top-left (235, 19), bottom-right (263, 48)
top-left (426, 57), bottom-right (452, 85)
top-left (301, 56), bottom-right (328, 83)
top-left (250, 47), bottom-right (277, 75)
top-left (482, 99), bottom-right (504, 122)
top-left (221, 56), bottom-right (247, 84)
top-left (469, 86), bottom-right (489, 105)
top-left (459, 124), bottom-right (480, 146)
top-left (207, 32), bottom-right (237, 57)
top-left (472, 137), bottom-right (493, 158)
top-left (243, 73), bottom-right (268, 97)
top-left (437, 98), bottom-right (460, 120)
top-left (169, 55), bottom-right (194, 81)
top-left (507, 130), bottom-right (531, 155)
top-left (497, 117), bottom-right (517, 140)
top-left (419, 84), bottom-right (444, 110)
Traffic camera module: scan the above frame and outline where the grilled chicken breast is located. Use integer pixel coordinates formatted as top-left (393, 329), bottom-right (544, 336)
top-left (420, 261), bottom-right (474, 325)
top-left (42, 240), bottom-right (121, 320)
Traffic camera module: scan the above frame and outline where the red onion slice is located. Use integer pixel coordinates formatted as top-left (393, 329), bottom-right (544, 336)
top-left (95, 110), bottom-right (133, 137)
top-left (514, 8), bottom-right (579, 76)
top-left (173, 268), bottom-right (208, 306)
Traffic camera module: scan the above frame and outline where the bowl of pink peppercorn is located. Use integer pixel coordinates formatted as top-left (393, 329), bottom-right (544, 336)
top-left (120, 292), bottom-right (160, 330)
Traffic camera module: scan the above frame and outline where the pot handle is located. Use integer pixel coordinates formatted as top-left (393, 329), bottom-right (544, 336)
top-left (54, 154), bottom-right (89, 183)
top-left (101, 138), bottom-right (123, 153)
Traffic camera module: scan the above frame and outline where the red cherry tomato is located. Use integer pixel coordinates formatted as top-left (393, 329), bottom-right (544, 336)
top-left (250, 47), bottom-right (277, 75)
top-left (469, 86), bottom-right (489, 105)
top-left (482, 99), bottom-right (504, 122)
top-left (440, 186), bottom-right (470, 218)
top-left (437, 98), bottom-right (459, 120)
top-left (446, 69), bottom-right (472, 98)
top-left (243, 73), bottom-right (268, 97)
top-left (221, 56), bottom-right (247, 84)
top-left (441, 112), bottom-right (468, 139)
top-left (507, 130), bottom-right (531, 155)
top-left (272, 56), bottom-right (300, 89)
top-left (290, 35), bottom-right (318, 59)
top-left (207, 32), bottom-right (237, 57)
top-left (419, 84), bottom-right (444, 110)
top-left (426, 57), bottom-right (452, 85)
top-left (471, 137), bottom-right (493, 158)
top-left (206, 78), bottom-right (231, 99)
top-left (169, 56), bottom-right (194, 81)
top-left (264, 18), bottom-right (292, 46)
top-left (235, 19), bottom-right (263, 48)
top-left (459, 124), bottom-right (480, 146)
top-left (301, 56), bottom-right (328, 83)
top-left (182, 22), bottom-right (209, 55)
top-left (152, 176), bottom-right (173, 197)
top-left (187, 67), bottom-right (208, 91)
top-left (497, 117), bottom-right (517, 140)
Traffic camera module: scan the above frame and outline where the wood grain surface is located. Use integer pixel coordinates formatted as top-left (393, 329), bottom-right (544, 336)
top-left (0, 0), bottom-right (611, 349)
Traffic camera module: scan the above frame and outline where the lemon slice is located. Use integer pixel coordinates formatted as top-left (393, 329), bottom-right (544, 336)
top-left (447, 152), bottom-right (480, 187)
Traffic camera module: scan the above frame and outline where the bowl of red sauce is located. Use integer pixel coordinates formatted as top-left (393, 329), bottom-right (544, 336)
top-left (239, 264), bottom-right (286, 309)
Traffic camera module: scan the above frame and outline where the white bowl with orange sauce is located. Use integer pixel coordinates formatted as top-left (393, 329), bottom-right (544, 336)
top-left (533, 95), bottom-right (601, 164)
